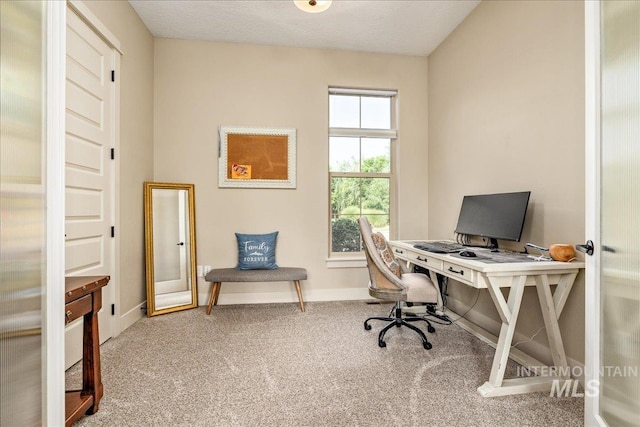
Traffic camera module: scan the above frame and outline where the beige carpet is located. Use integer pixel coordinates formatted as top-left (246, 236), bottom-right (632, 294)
top-left (67, 300), bottom-right (583, 426)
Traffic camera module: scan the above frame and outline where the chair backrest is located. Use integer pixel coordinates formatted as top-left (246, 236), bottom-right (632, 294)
top-left (357, 217), bottom-right (406, 294)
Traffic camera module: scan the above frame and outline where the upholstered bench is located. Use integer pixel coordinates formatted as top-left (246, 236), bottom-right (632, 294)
top-left (205, 267), bottom-right (308, 314)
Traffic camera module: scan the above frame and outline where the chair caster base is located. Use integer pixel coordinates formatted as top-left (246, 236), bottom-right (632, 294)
top-left (365, 306), bottom-right (435, 350)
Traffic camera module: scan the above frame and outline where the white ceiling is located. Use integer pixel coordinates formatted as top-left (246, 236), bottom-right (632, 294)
top-left (128, 0), bottom-right (481, 57)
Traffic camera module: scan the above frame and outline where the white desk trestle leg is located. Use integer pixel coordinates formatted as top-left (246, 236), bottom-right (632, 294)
top-left (534, 273), bottom-right (575, 369)
top-left (477, 273), bottom-right (575, 397)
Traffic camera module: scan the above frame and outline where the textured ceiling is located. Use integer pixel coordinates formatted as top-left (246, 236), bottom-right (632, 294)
top-left (128, 0), bottom-right (481, 57)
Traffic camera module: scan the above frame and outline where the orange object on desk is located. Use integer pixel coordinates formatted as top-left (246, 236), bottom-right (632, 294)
top-left (549, 244), bottom-right (576, 262)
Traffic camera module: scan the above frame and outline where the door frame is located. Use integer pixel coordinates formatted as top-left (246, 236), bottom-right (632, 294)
top-left (584, 1), bottom-right (604, 425)
top-left (46, 2), bottom-right (121, 423)
top-left (45, 2), bottom-right (67, 424)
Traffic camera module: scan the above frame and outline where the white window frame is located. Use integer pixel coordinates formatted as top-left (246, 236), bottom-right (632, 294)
top-left (327, 87), bottom-right (397, 268)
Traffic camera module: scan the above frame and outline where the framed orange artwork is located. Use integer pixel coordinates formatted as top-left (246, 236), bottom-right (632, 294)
top-left (218, 126), bottom-right (297, 189)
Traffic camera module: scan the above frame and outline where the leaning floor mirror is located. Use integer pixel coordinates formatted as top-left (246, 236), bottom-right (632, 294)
top-left (144, 182), bottom-right (198, 316)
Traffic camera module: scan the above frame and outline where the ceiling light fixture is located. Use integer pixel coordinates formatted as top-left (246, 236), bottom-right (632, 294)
top-left (294, 0), bottom-right (332, 13)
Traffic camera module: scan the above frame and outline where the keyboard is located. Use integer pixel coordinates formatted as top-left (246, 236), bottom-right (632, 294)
top-left (413, 241), bottom-right (466, 254)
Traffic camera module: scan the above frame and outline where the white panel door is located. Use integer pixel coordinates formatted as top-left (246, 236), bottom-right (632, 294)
top-left (64, 6), bottom-right (115, 369)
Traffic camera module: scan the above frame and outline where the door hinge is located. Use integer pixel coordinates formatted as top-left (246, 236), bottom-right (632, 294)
top-left (111, 304), bottom-right (115, 316)
top-left (110, 148), bottom-right (115, 160)
top-left (111, 70), bottom-right (115, 82)
top-left (111, 226), bottom-right (115, 238)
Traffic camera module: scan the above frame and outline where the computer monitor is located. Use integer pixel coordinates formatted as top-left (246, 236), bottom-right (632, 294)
top-left (454, 191), bottom-right (531, 249)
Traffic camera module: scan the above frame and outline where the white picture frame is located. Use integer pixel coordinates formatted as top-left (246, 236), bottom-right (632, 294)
top-left (218, 125), bottom-right (297, 189)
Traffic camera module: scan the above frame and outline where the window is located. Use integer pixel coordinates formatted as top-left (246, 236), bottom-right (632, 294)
top-left (329, 88), bottom-right (397, 254)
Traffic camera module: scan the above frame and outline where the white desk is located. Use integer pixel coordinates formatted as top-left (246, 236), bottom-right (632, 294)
top-left (389, 240), bottom-right (584, 397)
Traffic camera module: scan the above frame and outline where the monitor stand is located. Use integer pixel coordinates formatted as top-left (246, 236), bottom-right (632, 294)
top-left (488, 238), bottom-right (499, 251)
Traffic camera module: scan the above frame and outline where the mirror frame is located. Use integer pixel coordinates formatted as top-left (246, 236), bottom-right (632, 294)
top-left (144, 182), bottom-right (198, 316)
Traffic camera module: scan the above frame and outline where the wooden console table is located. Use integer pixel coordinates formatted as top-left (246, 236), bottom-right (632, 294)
top-left (65, 275), bottom-right (110, 426)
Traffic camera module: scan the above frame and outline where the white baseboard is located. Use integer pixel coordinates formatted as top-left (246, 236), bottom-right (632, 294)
top-left (119, 301), bottom-right (146, 333)
top-left (197, 286), bottom-right (371, 307)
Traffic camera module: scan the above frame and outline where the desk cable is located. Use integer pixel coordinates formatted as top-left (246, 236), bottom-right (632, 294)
top-left (426, 273), bottom-right (481, 325)
top-left (441, 288), bottom-right (481, 324)
top-left (510, 326), bottom-right (545, 349)
top-left (455, 233), bottom-right (471, 246)
top-left (420, 284), bottom-right (481, 326)
top-left (422, 311), bottom-right (452, 325)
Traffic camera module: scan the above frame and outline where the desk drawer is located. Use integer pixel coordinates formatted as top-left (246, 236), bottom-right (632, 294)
top-left (65, 294), bottom-right (91, 324)
top-left (443, 261), bottom-right (475, 285)
top-left (393, 247), bottom-right (444, 271)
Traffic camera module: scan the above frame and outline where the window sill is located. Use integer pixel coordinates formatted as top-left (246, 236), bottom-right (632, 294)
top-left (326, 256), bottom-right (367, 269)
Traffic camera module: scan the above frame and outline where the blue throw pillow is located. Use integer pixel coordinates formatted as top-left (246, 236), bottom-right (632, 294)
top-left (235, 231), bottom-right (279, 270)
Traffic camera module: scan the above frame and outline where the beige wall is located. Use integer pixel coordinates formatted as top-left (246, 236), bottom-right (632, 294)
top-left (82, 1), bottom-right (154, 327)
top-left (80, 1), bottom-right (587, 370)
top-left (428, 0), bottom-right (585, 364)
top-left (153, 39), bottom-right (430, 302)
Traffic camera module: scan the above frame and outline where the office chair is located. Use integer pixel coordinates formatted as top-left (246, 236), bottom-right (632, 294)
top-left (357, 217), bottom-right (438, 349)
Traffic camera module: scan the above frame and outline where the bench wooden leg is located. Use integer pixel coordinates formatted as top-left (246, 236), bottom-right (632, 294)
top-left (213, 282), bottom-right (222, 306)
top-left (206, 282), bottom-right (221, 315)
top-left (294, 280), bottom-right (305, 312)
